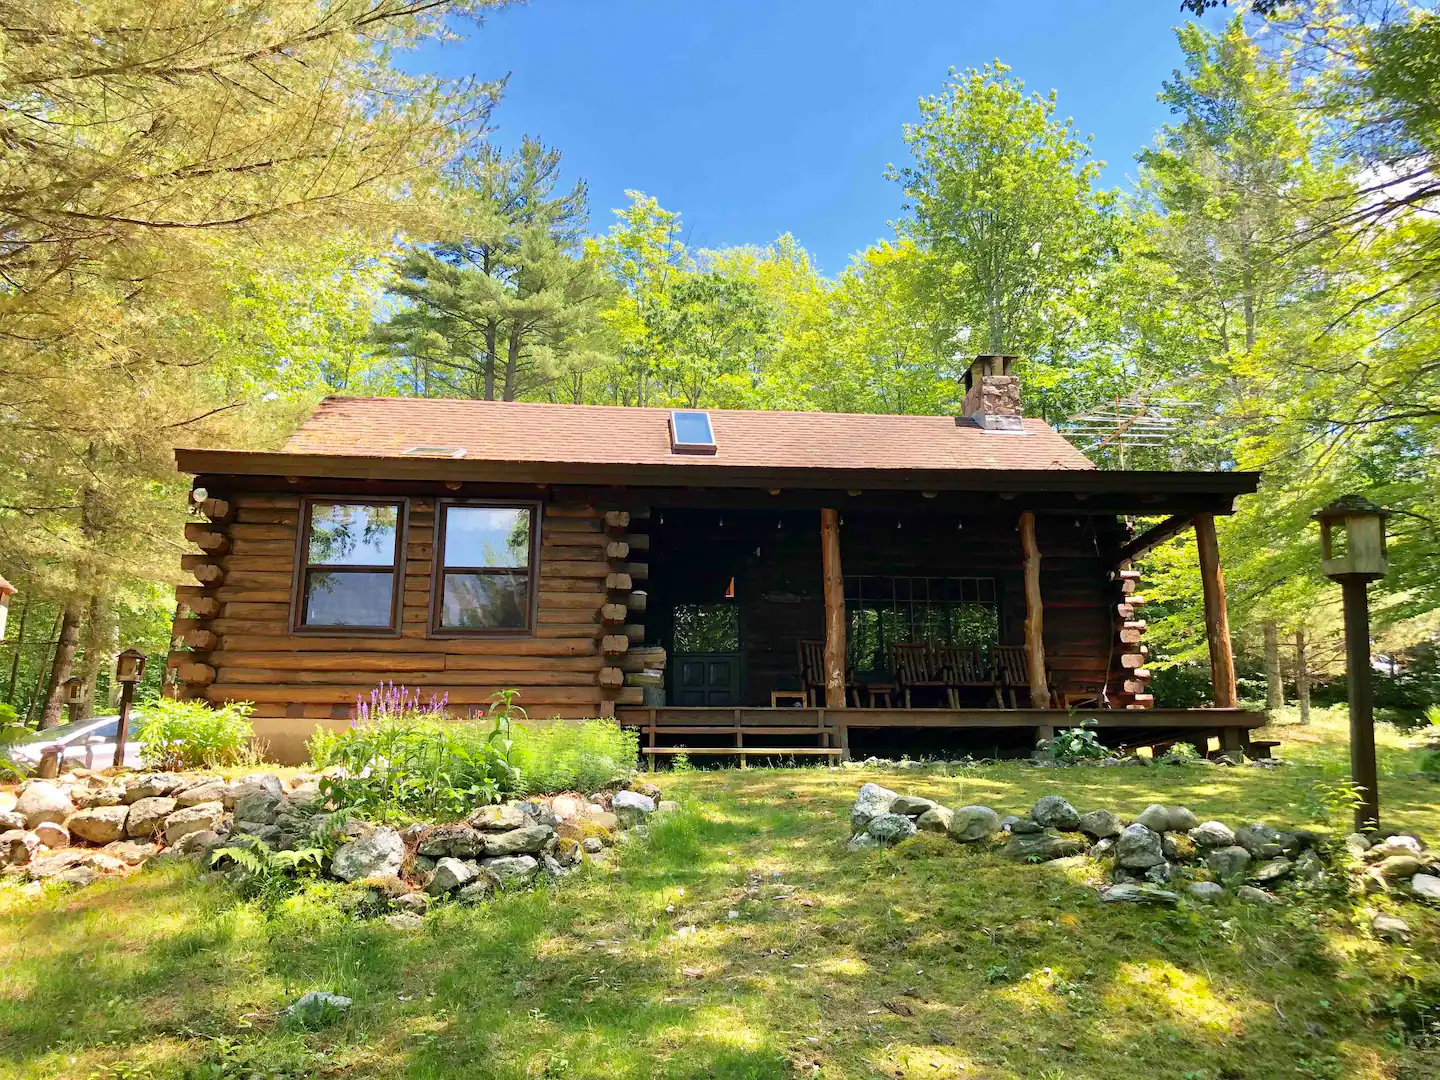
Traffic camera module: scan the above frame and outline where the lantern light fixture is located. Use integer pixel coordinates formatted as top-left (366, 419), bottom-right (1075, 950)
top-left (62, 676), bottom-right (84, 706)
top-left (1313, 495), bottom-right (1391, 583)
top-left (116, 648), bottom-right (147, 684)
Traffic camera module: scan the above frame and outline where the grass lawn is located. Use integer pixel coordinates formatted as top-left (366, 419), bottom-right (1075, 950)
top-left (3, 708), bottom-right (1440, 1080)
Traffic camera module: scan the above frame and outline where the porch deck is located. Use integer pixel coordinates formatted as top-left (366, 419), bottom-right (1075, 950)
top-left (616, 705), bottom-right (1268, 765)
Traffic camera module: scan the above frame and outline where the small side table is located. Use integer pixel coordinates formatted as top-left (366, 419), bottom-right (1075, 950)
top-left (770, 691), bottom-right (807, 708)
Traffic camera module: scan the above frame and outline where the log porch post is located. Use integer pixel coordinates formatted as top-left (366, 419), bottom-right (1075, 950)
top-left (1018, 512), bottom-right (1050, 709)
top-left (820, 508), bottom-right (847, 711)
top-left (1194, 512), bottom-right (1238, 709)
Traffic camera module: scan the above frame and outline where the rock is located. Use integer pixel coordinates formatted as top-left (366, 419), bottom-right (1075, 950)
top-left (469, 803), bottom-right (529, 832)
top-left (1090, 837), bottom-right (1117, 859)
top-left (1188, 821), bottom-right (1236, 849)
top-left (1294, 850), bottom-right (1325, 882)
top-left (1236, 885), bottom-right (1279, 906)
top-left (483, 825), bottom-right (555, 857)
top-left (1206, 845), bottom-right (1252, 881)
top-left (1343, 833), bottom-right (1371, 857)
top-left (457, 878), bottom-right (494, 904)
top-left (1078, 809), bottom-right (1121, 840)
top-left (1135, 804), bottom-right (1173, 833)
top-left (32, 821), bottom-right (69, 849)
top-left (946, 805), bottom-right (1001, 843)
top-left (231, 821), bottom-right (281, 844)
top-left (581, 836), bottom-right (603, 855)
top-left (1004, 829), bottom-right (1084, 862)
top-left (890, 795), bottom-right (938, 816)
top-left (480, 854), bottom-right (539, 887)
top-left (540, 853), bottom-right (568, 881)
top-left (1377, 855), bottom-right (1424, 880)
top-left (235, 773), bottom-right (284, 799)
top-left (330, 827), bottom-right (404, 882)
top-left (1368, 836), bottom-right (1423, 860)
top-left (1144, 861), bottom-right (1174, 884)
top-left (82, 852), bottom-right (129, 873)
top-left (1411, 874), bottom-right (1440, 902)
top-left (915, 806), bottom-right (954, 834)
top-left (284, 991), bottom-right (352, 1028)
top-left (0, 830), bottom-right (41, 866)
top-left (103, 840), bottom-right (155, 865)
top-left (850, 782), bottom-right (900, 832)
top-left (0, 810), bottom-right (24, 832)
top-left (517, 800), bottom-right (561, 828)
top-left (1235, 823), bottom-right (1285, 859)
top-left (54, 865), bottom-right (99, 888)
top-left (554, 836), bottom-right (583, 867)
top-left (174, 829), bottom-right (222, 858)
top-left (580, 810), bottom-right (619, 833)
top-left (1099, 882), bottom-right (1178, 905)
top-left (426, 857), bottom-right (477, 895)
top-left (1372, 914), bottom-right (1411, 943)
top-left (1188, 881), bottom-right (1225, 902)
top-left (65, 805), bottom-right (130, 844)
top-left (393, 891), bottom-right (430, 914)
top-left (175, 780), bottom-right (232, 809)
top-left (1167, 806), bottom-right (1200, 832)
top-left (17, 782), bottom-right (74, 828)
top-left (24, 850), bottom-right (86, 878)
top-left (1002, 814), bottom-right (1043, 835)
top-left (1115, 824), bottom-right (1166, 869)
top-left (612, 790), bottom-right (656, 828)
top-left (125, 797), bottom-right (177, 838)
top-left (866, 812), bottom-right (917, 847)
top-left (163, 802), bottom-right (224, 846)
top-left (418, 824), bottom-right (484, 858)
top-left (549, 794), bottom-right (585, 820)
top-left (628, 779), bottom-right (663, 800)
top-left (1252, 857), bottom-right (1293, 884)
top-left (1031, 796), bottom-right (1082, 831)
top-left (72, 787), bottom-right (125, 809)
top-left (657, 800), bottom-right (680, 814)
top-left (232, 790), bottom-right (281, 826)
top-left (123, 773), bottom-right (184, 802)
top-left (847, 832), bottom-right (879, 852)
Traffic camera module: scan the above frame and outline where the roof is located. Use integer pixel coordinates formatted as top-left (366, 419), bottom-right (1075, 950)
top-left (281, 397), bottom-right (1098, 473)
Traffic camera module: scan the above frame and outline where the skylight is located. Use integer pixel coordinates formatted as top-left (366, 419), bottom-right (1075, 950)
top-left (403, 446), bottom-right (467, 458)
top-left (669, 410), bottom-right (717, 454)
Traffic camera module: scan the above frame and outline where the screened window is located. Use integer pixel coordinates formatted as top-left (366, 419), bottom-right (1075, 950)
top-left (433, 503), bottom-right (537, 633)
top-left (296, 501), bottom-right (402, 631)
top-left (844, 576), bottom-right (999, 674)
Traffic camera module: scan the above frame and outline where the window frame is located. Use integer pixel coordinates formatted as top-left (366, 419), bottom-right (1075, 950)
top-left (428, 498), bottom-right (543, 638)
top-left (291, 496), bottom-right (408, 636)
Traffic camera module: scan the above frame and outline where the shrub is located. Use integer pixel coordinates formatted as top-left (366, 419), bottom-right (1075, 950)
top-left (133, 698), bottom-right (256, 770)
top-left (1039, 719), bottom-right (1109, 764)
top-left (0, 719), bottom-right (28, 779)
top-left (308, 684), bottom-right (521, 820)
top-left (511, 718), bottom-right (639, 795)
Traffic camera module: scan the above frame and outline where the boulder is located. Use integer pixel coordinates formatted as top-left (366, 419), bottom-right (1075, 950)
top-left (1188, 821), bottom-right (1236, 849)
top-left (1078, 809), bottom-right (1122, 840)
top-left (657, 800), bottom-right (680, 814)
top-left (469, 803), bottom-right (529, 832)
top-left (1236, 884), bottom-right (1280, 906)
top-left (1377, 854), bottom-right (1424, 880)
top-left (850, 782), bottom-right (899, 832)
top-left (393, 891), bottom-right (430, 914)
top-left (1030, 796), bottom-right (1081, 832)
top-left (890, 795), bottom-right (938, 817)
top-left (65, 805), bottom-right (130, 844)
top-left (1002, 814), bottom-right (1043, 835)
top-left (1411, 874), bottom-right (1440, 903)
top-left (1003, 829), bottom-right (1084, 862)
top-left (1188, 881), bottom-right (1225, 902)
top-left (481, 854), bottom-right (539, 887)
top-left (1294, 850), bottom-right (1325, 882)
top-left (0, 829), bottom-right (41, 866)
top-left (231, 790), bottom-right (281, 826)
top-left (425, 857), bottom-right (478, 895)
top-left (1134, 804), bottom-right (1173, 833)
top-left (483, 825), bottom-right (555, 857)
top-left (1252, 857), bottom-right (1293, 884)
top-left (947, 805), bottom-right (1002, 843)
top-left (0, 810), bottom-right (24, 832)
top-left (580, 810), bottom-right (619, 832)
top-left (55, 865), bottom-right (99, 888)
top-left (235, 774), bottom-right (284, 799)
top-left (1235, 823), bottom-right (1285, 859)
top-left (163, 802), bottom-right (224, 846)
top-left (17, 782), bottom-right (73, 828)
top-left (231, 821), bottom-right (281, 844)
top-left (284, 991), bottom-right (352, 1028)
top-left (865, 813), bottom-right (917, 847)
top-left (1167, 806), bottom-right (1200, 832)
top-left (548, 794), bottom-right (585, 820)
top-left (457, 878), bottom-right (495, 904)
top-left (25, 849), bottom-right (86, 878)
top-left (103, 840), bottom-right (155, 865)
top-left (581, 837), bottom-right (603, 855)
top-left (123, 773), bottom-right (184, 802)
top-left (330, 827), bottom-right (404, 882)
top-left (72, 787), bottom-right (125, 809)
top-left (914, 806), bottom-right (954, 835)
top-left (1368, 836), bottom-right (1423, 861)
top-left (383, 912), bottom-right (425, 931)
top-left (847, 832), bottom-right (879, 852)
top-left (174, 829), bottom-right (223, 858)
top-left (175, 780), bottom-right (232, 809)
top-left (555, 836), bottom-right (583, 867)
top-left (1099, 882), bottom-right (1178, 905)
top-left (418, 824), bottom-right (484, 858)
top-left (1090, 837), bottom-right (1117, 860)
top-left (32, 820), bottom-right (69, 849)
top-left (126, 797), bottom-right (177, 838)
top-left (1343, 833), bottom-right (1371, 858)
top-left (612, 790), bottom-right (656, 829)
top-left (1372, 914), bottom-right (1411, 943)
top-left (1115, 824), bottom-right (1165, 869)
top-left (1206, 845), bottom-right (1252, 881)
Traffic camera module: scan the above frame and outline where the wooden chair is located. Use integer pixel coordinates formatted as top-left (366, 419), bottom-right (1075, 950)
top-left (935, 645), bottom-right (1003, 708)
top-left (798, 640), bottom-right (827, 706)
top-left (888, 643), bottom-right (956, 708)
top-left (991, 645), bottom-right (1030, 708)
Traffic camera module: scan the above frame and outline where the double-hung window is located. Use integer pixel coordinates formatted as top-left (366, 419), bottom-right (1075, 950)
top-left (294, 500), bottom-right (404, 631)
top-left (432, 502), bottom-right (538, 633)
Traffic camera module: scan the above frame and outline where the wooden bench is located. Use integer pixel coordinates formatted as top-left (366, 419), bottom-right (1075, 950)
top-left (1245, 739), bottom-right (1281, 760)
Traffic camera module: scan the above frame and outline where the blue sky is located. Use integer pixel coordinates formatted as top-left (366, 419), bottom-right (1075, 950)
top-left (411, 1), bottom-right (1222, 275)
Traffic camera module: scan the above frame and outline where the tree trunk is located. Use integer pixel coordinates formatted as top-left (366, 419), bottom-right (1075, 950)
top-left (483, 323), bottom-right (498, 400)
top-left (1295, 628), bottom-right (1311, 725)
top-left (38, 601), bottom-right (82, 729)
top-left (1263, 619), bottom-right (1282, 712)
top-left (75, 593), bottom-right (108, 721)
top-left (5, 592), bottom-right (29, 703)
top-left (503, 327), bottom-right (521, 401)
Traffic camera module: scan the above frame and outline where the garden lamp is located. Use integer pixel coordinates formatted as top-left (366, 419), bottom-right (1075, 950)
top-left (112, 648), bottom-right (148, 769)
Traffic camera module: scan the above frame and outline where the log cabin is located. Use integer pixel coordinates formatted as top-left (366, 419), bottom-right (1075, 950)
top-left (170, 355), bottom-right (1264, 764)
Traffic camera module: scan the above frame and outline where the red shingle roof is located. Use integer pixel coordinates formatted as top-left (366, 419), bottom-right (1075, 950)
top-left (283, 398), bottom-right (1095, 473)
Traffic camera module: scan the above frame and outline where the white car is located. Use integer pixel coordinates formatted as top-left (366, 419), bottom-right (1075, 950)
top-left (10, 715), bottom-right (145, 771)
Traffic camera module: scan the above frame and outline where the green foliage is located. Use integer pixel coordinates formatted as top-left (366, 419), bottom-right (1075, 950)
top-left (308, 691), bottom-right (522, 820)
top-left (133, 699), bottom-right (256, 770)
top-left (0, 721), bottom-right (30, 780)
top-left (1040, 720), bottom-right (1110, 764)
top-left (511, 719), bottom-right (639, 795)
top-left (210, 836), bottom-right (325, 912)
top-left (1160, 741), bottom-right (1203, 766)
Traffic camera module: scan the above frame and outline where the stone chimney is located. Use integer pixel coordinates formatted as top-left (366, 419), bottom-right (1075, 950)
top-left (960, 354), bottom-right (1023, 432)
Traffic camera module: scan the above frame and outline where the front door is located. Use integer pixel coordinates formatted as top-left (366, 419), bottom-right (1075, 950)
top-left (670, 602), bottom-right (741, 705)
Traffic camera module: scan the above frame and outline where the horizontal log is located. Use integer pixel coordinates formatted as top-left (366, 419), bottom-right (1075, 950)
top-left (444, 653), bottom-right (602, 672)
top-left (199, 497), bottom-right (233, 522)
top-left (1120, 653), bottom-right (1146, 670)
top-left (541, 559), bottom-right (610, 579)
top-left (619, 562), bottom-right (649, 581)
top-left (233, 493), bottom-right (299, 509)
top-left (175, 595), bottom-right (220, 619)
top-left (226, 523), bottom-right (296, 541)
top-left (622, 624), bottom-right (645, 642)
top-left (540, 591), bottom-right (607, 610)
top-left (202, 685), bottom-right (605, 706)
top-left (176, 628), bottom-right (218, 651)
top-left (601, 635), bottom-right (629, 656)
top-left (626, 591), bottom-right (647, 612)
top-left (604, 510), bottom-right (630, 529)
top-left (542, 533), bottom-right (606, 551)
top-left (1117, 569), bottom-right (1142, 581)
top-left (184, 525), bottom-right (231, 553)
top-left (188, 563), bottom-right (224, 587)
top-left (619, 645), bottom-right (666, 672)
top-left (1123, 620), bottom-right (1147, 631)
top-left (212, 588), bottom-right (291, 604)
top-left (605, 573), bottom-right (632, 591)
top-left (606, 541), bottom-right (630, 560)
top-left (229, 539), bottom-right (294, 558)
top-left (541, 518), bottom-right (604, 535)
top-left (624, 533), bottom-right (650, 551)
top-left (1123, 678), bottom-right (1151, 694)
top-left (220, 633), bottom-right (597, 655)
top-left (598, 667), bottom-right (623, 688)
top-left (211, 652), bottom-right (444, 673)
top-left (177, 663), bottom-right (217, 685)
top-left (623, 669), bottom-right (663, 688)
top-left (1130, 693), bottom-right (1155, 706)
top-left (1119, 627), bottom-right (1144, 645)
top-left (546, 505), bottom-right (601, 520)
top-left (616, 687), bottom-right (643, 705)
top-left (216, 668), bottom-right (599, 687)
top-left (601, 603), bottom-right (627, 624)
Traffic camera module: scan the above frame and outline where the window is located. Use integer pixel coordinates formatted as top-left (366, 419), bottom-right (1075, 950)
top-left (673, 603), bottom-right (740, 652)
top-left (433, 502), bottom-right (538, 633)
top-left (669, 410), bottom-right (716, 454)
top-left (295, 501), bottom-right (403, 631)
top-left (844, 575), bottom-right (1000, 674)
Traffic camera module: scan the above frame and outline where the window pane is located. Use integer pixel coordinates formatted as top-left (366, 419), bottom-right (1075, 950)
top-left (672, 604), bottom-right (739, 652)
top-left (444, 507), bottom-right (531, 568)
top-left (304, 571), bottom-right (395, 627)
top-left (441, 572), bottom-right (529, 629)
top-left (307, 504), bottom-right (397, 566)
top-left (671, 410), bottom-right (714, 446)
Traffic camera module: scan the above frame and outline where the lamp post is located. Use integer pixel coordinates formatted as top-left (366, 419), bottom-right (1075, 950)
top-left (62, 676), bottom-right (85, 723)
top-left (1313, 496), bottom-right (1391, 833)
top-left (112, 648), bottom-right (147, 770)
